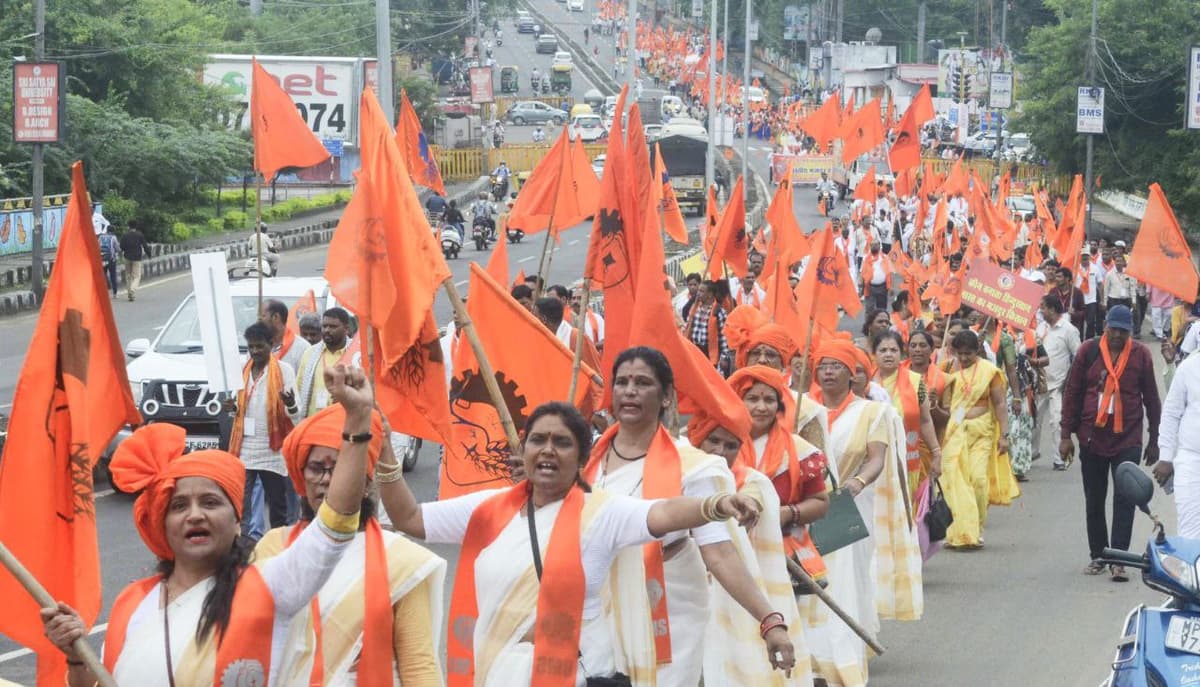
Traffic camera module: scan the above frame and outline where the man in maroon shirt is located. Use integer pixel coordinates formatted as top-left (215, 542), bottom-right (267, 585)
top-left (1060, 305), bottom-right (1161, 581)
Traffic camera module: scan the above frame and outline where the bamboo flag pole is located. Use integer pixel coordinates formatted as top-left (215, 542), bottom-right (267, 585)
top-left (441, 278), bottom-right (522, 453)
top-left (255, 174), bottom-right (265, 309)
top-left (785, 556), bottom-right (885, 656)
top-left (566, 285), bottom-right (590, 403)
top-left (533, 129), bottom-right (572, 299)
top-left (0, 542), bottom-right (118, 687)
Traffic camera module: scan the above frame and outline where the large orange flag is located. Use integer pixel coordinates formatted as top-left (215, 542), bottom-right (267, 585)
top-left (889, 85), bottom-right (932, 173)
top-left (853, 165), bottom-right (877, 203)
top-left (584, 86), bottom-right (637, 383)
top-left (654, 142), bottom-right (689, 244)
top-left (801, 91), bottom-right (841, 153)
top-left (840, 97), bottom-right (885, 164)
top-left (939, 156), bottom-right (968, 198)
top-left (763, 175), bottom-right (810, 268)
top-left (507, 125), bottom-right (601, 236)
top-left (326, 89), bottom-right (451, 367)
top-left (485, 229), bottom-right (510, 285)
top-left (0, 162), bottom-right (140, 686)
top-left (251, 58), bottom-right (330, 180)
top-left (395, 88), bottom-right (447, 195)
top-left (706, 177), bottom-right (748, 279)
top-left (630, 184), bottom-right (751, 437)
top-left (1126, 183), bottom-right (1198, 301)
top-left (440, 264), bottom-right (599, 497)
top-left (1052, 175), bottom-right (1086, 273)
top-left (795, 223), bottom-right (862, 333)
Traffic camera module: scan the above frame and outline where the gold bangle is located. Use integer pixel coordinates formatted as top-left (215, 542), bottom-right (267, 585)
top-left (701, 493), bottom-right (730, 522)
top-left (851, 476), bottom-right (869, 489)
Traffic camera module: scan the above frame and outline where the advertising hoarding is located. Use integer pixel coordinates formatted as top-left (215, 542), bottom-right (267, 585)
top-left (1076, 86), bottom-right (1105, 134)
top-left (13, 62), bottom-right (64, 143)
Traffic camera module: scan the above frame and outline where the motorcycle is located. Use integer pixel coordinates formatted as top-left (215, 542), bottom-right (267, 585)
top-left (490, 174), bottom-right (509, 202)
top-left (817, 188), bottom-right (836, 213)
top-left (506, 227), bottom-right (525, 244)
top-left (496, 30), bottom-right (503, 46)
top-left (472, 216), bottom-right (491, 251)
top-left (493, 130), bottom-right (505, 148)
top-left (229, 230), bottom-right (279, 279)
top-left (1097, 463), bottom-right (1200, 687)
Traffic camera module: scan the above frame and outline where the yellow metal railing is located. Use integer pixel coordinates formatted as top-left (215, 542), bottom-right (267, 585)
top-left (433, 142), bottom-right (608, 181)
top-left (919, 157), bottom-right (1068, 196)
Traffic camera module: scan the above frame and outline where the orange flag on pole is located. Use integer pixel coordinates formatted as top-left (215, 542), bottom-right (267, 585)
top-left (485, 229), bottom-right (510, 285)
top-left (763, 175), bottom-right (810, 267)
top-left (0, 162), bottom-right (140, 687)
top-left (440, 264), bottom-right (600, 498)
top-left (889, 85), bottom-right (933, 173)
top-left (251, 58), bottom-right (330, 180)
top-left (706, 177), bottom-right (748, 278)
top-left (801, 91), bottom-right (841, 153)
top-left (395, 89), bottom-right (447, 195)
top-left (938, 156), bottom-right (968, 197)
top-left (840, 97), bottom-right (885, 164)
top-left (853, 165), bottom-right (877, 203)
top-left (507, 125), bottom-right (601, 237)
top-left (1126, 183), bottom-right (1198, 301)
top-left (286, 288), bottom-right (318, 336)
top-left (796, 223), bottom-right (862, 333)
top-left (1052, 175), bottom-right (1086, 273)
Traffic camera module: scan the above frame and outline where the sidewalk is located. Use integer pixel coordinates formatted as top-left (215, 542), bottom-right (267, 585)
top-left (0, 177), bottom-right (486, 315)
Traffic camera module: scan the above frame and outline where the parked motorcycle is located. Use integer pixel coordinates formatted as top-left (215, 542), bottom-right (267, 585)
top-left (1096, 463), bottom-right (1200, 687)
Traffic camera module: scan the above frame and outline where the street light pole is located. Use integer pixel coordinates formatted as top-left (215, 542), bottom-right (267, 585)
top-left (30, 0), bottom-right (45, 302)
top-left (627, 0), bottom-right (637, 89)
top-left (374, 0), bottom-right (394, 124)
top-left (705, 0), bottom-right (718, 192)
top-left (740, 0), bottom-right (751, 201)
top-left (1083, 0), bottom-right (1098, 238)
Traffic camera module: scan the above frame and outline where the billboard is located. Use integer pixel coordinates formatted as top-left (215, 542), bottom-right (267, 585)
top-left (0, 194), bottom-right (70, 256)
top-left (989, 72), bottom-right (1013, 109)
top-left (469, 66), bottom-right (495, 104)
top-left (783, 5), bottom-right (811, 42)
top-left (13, 62), bottom-right (65, 143)
top-left (204, 55), bottom-right (377, 145)
top-left (1076, 86), bottom-right (1104, 134)
top-left (1187, 46), bottom-right (1200, 129)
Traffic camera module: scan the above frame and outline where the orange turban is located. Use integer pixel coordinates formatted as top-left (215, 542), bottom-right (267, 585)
top-left (723, 305), bottom-right (799, 370)
top-left (728, 364), bottom-right (797, 426)
top-left (110, 423), bottom-right (245, 562)
top-left (814, 338), bottom-right (858, 373)
top-left (282, 404), bottom-right (385, 497)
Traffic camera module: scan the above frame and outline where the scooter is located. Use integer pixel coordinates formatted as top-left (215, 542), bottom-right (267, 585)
top-left (507, 227), bottom-right (525, 243)
top-left (438, 223), bottom-right (463, 259)
top-left (1096, 462), bottom-right (1200, 687)
top-left (229, 230), bottom-right (279, 278)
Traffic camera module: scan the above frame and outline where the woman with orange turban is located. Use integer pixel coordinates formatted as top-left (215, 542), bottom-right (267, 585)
top-left (802, 338), bottom-right (923, 687)
top-left (725, 304), bottom-right (829, 452)
top-left (40, 365), bottom-right (376, 687)
top-left (255, 405), bottom-right (447, 686)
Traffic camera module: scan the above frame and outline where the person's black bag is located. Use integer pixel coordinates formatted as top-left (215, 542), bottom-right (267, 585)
top-left (924, 479), bottom-right (954, 543)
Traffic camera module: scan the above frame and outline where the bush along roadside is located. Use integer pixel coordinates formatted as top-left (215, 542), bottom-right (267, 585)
top-left (163, 189), bottom-right (352, 242)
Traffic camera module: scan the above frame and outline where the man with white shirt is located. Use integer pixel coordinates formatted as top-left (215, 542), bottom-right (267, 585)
top-left (1156, 352), bottom-right (1200, 538)
top-left (260, 298), bottom-right (310, 372)
top-left (1033, 294), bottom-right (1080, 469)
top-left (732, 268), bottom-right (767, 310)
top-left (1076, 250), bottom-right (1104, 339)
top-left (571, 285), bottom-right (605, 349)
top-left (1102, 254), bottom-right (1136, 317)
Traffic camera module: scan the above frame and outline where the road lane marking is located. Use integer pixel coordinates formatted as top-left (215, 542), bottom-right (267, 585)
top-left (568, 239), bottom-right (579, 246)
top-left (456, 280), bottom-right (468, 287)
top-left (518, 256), bottom-right (535, 262)
top-left (0, 623), bottom-right (108, 663)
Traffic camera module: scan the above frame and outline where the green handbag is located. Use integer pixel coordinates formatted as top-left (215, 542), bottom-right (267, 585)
top-left (808, 466), bottom-right (870, 556)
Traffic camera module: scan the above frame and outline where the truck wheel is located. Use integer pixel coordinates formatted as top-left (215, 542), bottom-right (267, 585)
top-left (696, 201), bottom-right (706, 217)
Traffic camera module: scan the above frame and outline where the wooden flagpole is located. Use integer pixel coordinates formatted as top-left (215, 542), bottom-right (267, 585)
top-left (566, 285), bottom-right (590, 403)
top-left (441, 278), bottom-right (522, 453)
top-left (255, 174), bottom-right (264, 309)
top-left (532, 128), bottom-right (572, 299)
top-left (785, 556), bottom-right (886, 655)
top-left (0, 542), bottom-right (118, 687)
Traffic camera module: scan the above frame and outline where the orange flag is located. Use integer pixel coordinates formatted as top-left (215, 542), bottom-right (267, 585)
top-left (909, 83), bottom-right (935, 124)
top-left (654, 143), bottom-right (689, 244)
top-left (1034, 186), bottom-right (1058, 246)
top-left (796, 223), bottom-right (862, 333)
top-left (0, 162), bottom-right (140, 686)
top-left (939, 156), bottom-right (968, 197)
top-left (889, 85), bottom-right (932, 172)
top-left (395, 89), bottom-right (447, 195)
top-left (286, 288), bottom-right (318, 337)
top-left (853, 165), bottom-right (877, 203)
top-left (485, 230), bottom-right (510, 285)
top-left (702, 184), bottom-right (719, 250)
top-left (584, 86), bottom-right (638, 383)
top-left (884, 98), bottom-right (895, 131)
top-left (706, 177), bottom-right (748, 279)
top-left (840, 97), bottom-right (885, 164)
top-left (629, 186), bottom-right (751, 436)
top-left (801, 91), bottom-right (841, 152)
top-left (326, 89), bottom-right (451, 368)
top-left (1126, 183), bottom-right (1198, 301)
top-left (251, 57), bottom-right (330, 180)
top-left (763, 175), bottom-right (810, 267)
top-left (326, 90), bottom-right (454, 450)
top-left (507, 125), bottom-right (601, 236)
top-left (440, 264), bottom-right (600, 498)
top-left (1052, 175), bottom-right (1086, 273)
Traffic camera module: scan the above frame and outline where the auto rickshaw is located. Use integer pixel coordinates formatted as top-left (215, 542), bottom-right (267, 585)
top-left (500, 66), bottom-right (519, 94)
top-left (514, 171), bottom-right (532, 192)
top-left (550, 67), bottom-right (571, 95)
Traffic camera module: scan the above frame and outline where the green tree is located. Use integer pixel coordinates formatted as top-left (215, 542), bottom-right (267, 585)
top-left (1018, 0), bottom-right (1200, 221)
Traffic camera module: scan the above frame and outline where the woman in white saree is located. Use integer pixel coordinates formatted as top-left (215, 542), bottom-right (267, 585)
top-left (382, 400), bottom-right (773, 687)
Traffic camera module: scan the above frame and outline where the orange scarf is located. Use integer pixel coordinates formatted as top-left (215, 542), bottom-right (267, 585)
top-left (1078, 267), bottom-right (1091, 294)
top-left (890, 311), bottom-right (909, 340)
top-left (906, 360), bottom-right (946, 402)
top-left (584, 424), bottom-right (680, 663)
top-left (810, 388), bottom-right (855, 428)
top-left (447, 484), bottom-right (586, 687)
top-left (276, 327), bottom-right (298, 361)
top-left (729, 366), bottom-right (802, 501)
top-left (104, 568), bottom-right (275, 683)
top-left (860, 252), bottom-right (891, 297)
top-left (284, 518), bottom-right (391, 687)
top-left (1095, 334), bottom-right (1132, 434)
top-left (685, 302), bottom-right (722, 366)
top-left (881, 370), bottom-right (920, 473)
top-left (735, 285), bottom-right (764, 310)
top-left (229, 357), bottom-right (294, 455)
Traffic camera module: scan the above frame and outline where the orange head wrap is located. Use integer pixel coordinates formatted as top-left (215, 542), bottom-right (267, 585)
top-left (281, 404), bottom-right (385, 497)
top-left (813, 337), bottom-right (858, 374)
top-left (109, 423), bottom-right (246, 561)
top-left (723, 305), bottom-right (799, 370)
top-left (853, 345), bottom-right (876, 380)
top-left (728, 365), bottom-right (795, 421)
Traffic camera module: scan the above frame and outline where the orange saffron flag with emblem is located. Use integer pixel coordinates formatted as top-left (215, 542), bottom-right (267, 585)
top-left (396, 88), bottom-right (447, 195)
top-left (440, 264), bottom-right (600, 498)
top-left (795, 223), bottom-right (862, 332)
top-left (840, 97), bottom-right (885, 164)
top-left (0, 162), bottom-right (141, 687)
top-left (706, 177), bottom-right (748, 279)
top-left (507, 126), bottom-right (600, 237)
top-left (1126, 183), bottom-right (1198, 301)
top-left (251, 58), bottom-right (330, 180)
top-left (286, 289), bottom-right (317, 336)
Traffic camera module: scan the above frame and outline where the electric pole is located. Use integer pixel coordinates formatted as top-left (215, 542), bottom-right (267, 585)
top-left (1083, 0), bottom-right (1098, 238)
top-left (835, 0), bottom-right (843, 43)
top-left (991, 0), bottom-right (1007, 177)
top-left (30, 0), bottom-right (45, 302)
top-left (250, 0), bottom-right (263, 16)
top-left (375, 0), bottom-right (394, 124)
top-left (741, 0), bottom-right (751, 201)
top-left (627, 0), bottom-right (637, 89)
top-left (916, 2), bottom-right (926, 63)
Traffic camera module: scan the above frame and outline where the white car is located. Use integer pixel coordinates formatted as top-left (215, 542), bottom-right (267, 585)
top-left (552, 51), bottom-right (573, 69)
top-left (568, 0), bottom-right (584, 10)
top-left (571, 114), bottom-right (606, 142)
top-left (661, 117), bottom-right (707, 138)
